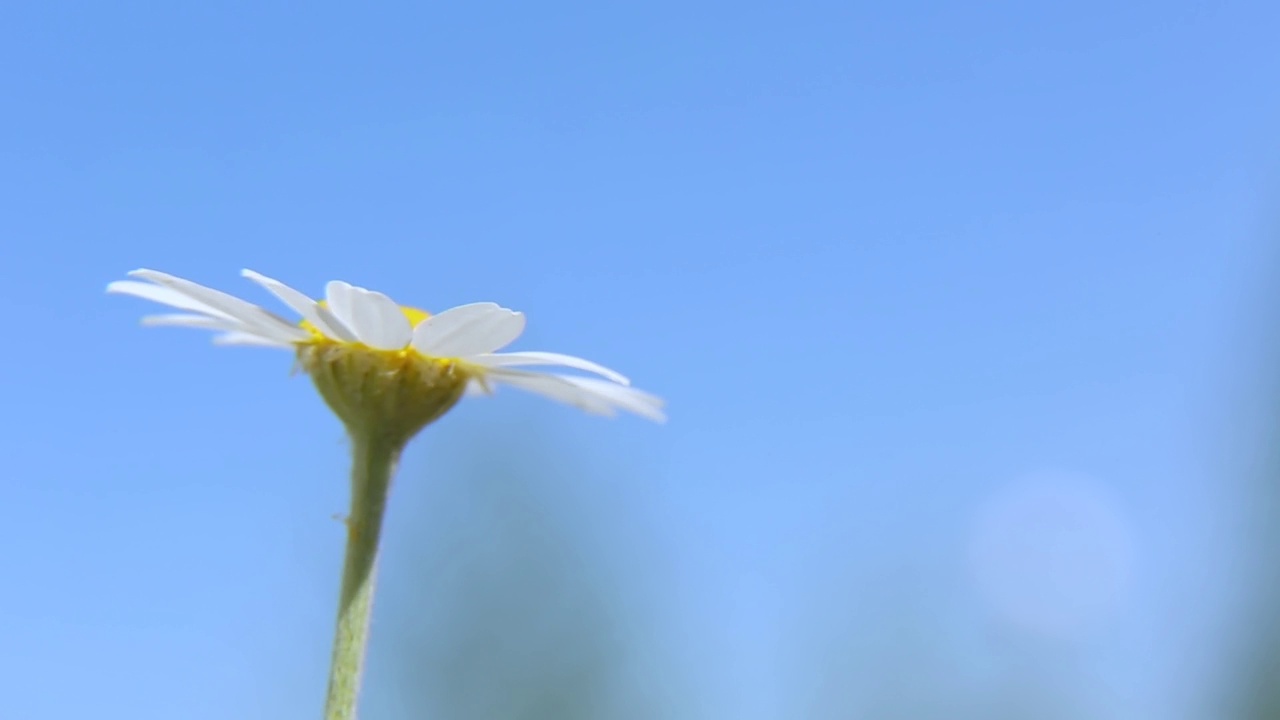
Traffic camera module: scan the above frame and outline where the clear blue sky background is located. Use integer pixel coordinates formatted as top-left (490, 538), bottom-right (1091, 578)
top-left (2, 2), bottom-right (1278, 719)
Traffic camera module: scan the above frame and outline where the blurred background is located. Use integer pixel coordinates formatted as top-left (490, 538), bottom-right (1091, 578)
top-left (2, 2), bottom-right (1279, 718)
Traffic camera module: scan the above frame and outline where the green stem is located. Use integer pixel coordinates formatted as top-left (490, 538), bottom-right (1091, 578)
top-left (324, 433), bottom-right (399, 720)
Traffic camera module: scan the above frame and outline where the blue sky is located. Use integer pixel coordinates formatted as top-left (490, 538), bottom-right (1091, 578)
top-left (2, 1), bottom-right (1278, 718)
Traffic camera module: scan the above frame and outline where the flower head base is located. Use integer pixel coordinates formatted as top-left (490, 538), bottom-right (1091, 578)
top-left (107, 269), bottom-right (666, 441)
top-left (299, 342), bottom-right (469, 449)
top-left (293, 301), bottom-right (473, 446)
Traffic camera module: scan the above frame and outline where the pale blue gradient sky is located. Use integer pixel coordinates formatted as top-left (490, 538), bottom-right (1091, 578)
top-left (2, 2), bottom-right (1278, 718)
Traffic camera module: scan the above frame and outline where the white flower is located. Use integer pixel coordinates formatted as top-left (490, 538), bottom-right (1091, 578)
top-left (108, 269), bottom-right (666, 428)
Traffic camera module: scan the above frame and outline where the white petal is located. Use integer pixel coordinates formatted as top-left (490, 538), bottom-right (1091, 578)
top-left (324, 281), bottom-right (359, 337)
top-left (463, 378), bottom-right (493, 397)
top-left (411, 302), bottom-right (526, 356)
top-left (107, 280), bottom-right (234, 318)
top-left (212, 331), bottom-right (293, 348)
top-left (127, 270), bottom-right (308, 343)
top-left (558, 376), bottom-right (667, 423)
top-left (486, 369), bottom-right (666, 422)
top-left (348, 287), bottom-right (412, 349)
top-left (487, 370), bottom-right (617, 416)
top-left (466, 351), bottom-right (630, 385)
top-left (141, 313), bottom-right (293, 349)
top-left (240, 270), bottom-right (357, 342)
top-left (141, 313), bottom-right (245, 332)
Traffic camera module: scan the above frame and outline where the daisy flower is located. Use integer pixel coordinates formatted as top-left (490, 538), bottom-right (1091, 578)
top-left (107, 269), bottom-right (665, 441)
top-left (109, 267), bottom-right (664, 720)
